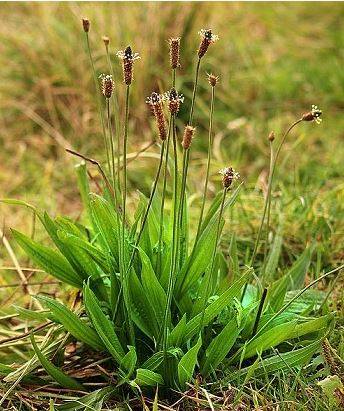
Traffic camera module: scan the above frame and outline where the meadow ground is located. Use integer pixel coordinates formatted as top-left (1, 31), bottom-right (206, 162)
top-left (0, 2), bottom-right (343, 409)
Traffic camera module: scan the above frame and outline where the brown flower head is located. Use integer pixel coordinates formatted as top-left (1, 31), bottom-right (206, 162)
top-left (116, 46), bottom-right (140, 85)
top-left (99, 74), bottom-right (115, 99)
top-left (146, 92), bottom-right (167, 141)
top-left (169, 37), bottom-right (181, 69)
top-left (198, 29), bottom-right (219, 58)
top-left (302, 105), bottom-right (322, 124)
top-left (207, 73), bottom-right (219, 87)
top-left (268, 131), bottom-right (275, 142)
top-left (219, 167), bottom-right (240, 189)
top-left (164, 88), bottom-right (184, 115)
top-left (102, 36), bottom-right (110, 48)
top-left (182, 125), bottom-right (196, 149)
top-left (82, 18), bottom-right (90, 33)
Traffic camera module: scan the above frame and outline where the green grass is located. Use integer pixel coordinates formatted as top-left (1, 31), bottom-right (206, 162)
top-left (0, 2), bottom-right (343, 409)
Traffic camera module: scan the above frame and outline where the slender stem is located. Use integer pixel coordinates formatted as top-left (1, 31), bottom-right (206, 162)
top-left (120, 84), bottom-right (135, 344)
top-left (172, 68), bottom-right (176, 88)
top-left (189, 57), bottom-right (201, 126)
top-left (162, 115), bottom-right (178, 352)
top-left (194, 85), bottom-right (215, 246)
top-left (250, 119), bottom-right (303, 266)
top-left (104, 43), bottom-right (121, 196)
top-left (156, 117), bottom-right (172, 275)
top-left (198, 187), bottom-right (228, 334)
top-left (251, 287), bottom-right (268, 337)
top-left (261, 141), bottom-right (274, 274)
top-left (106, 99), bottom-right (116, 190)
top-left (85, 33), bottom-right (110, 175)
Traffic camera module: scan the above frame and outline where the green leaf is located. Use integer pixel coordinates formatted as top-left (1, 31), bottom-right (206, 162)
top-left (287, 246), bottom-right (313, 290)
top-left (83, 284), bottom-right (125, 363)
top-left (30, 334), bottom-right (84, 391)
top-left (181, 268), bottom-right (252, 344)
top-left (119, 345), bottom-right (137, 378)
top-left (57, 387), bottom-right (115, 411)
top-left (201, 317), bottom-right (240, 377)
top-left (264, 222), bottom-right (283, 281)
top-left (12, 229), bottom-right (82, 288)
top-left (135, 369), bottom-right (164, 386)
top-left (37, 295), bottom-right (104, 351)
top-left (227, 339), bottom-right (322, 382)
top-left (178, 336), bottom-right (202, 388)
top-left (139, 248), bottom-right (167, 325)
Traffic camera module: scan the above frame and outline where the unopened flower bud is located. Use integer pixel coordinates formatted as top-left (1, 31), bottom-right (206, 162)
top-left (82, 18), bottom-right (90, 33)
top-left (102, 36), bottom-right (110, 47)
top-left (182, 125), bottom-right (196, 149)
top-left (268, 131), bottom-right (275, 142)
top-left (169, 37), bottom-right (181, 69)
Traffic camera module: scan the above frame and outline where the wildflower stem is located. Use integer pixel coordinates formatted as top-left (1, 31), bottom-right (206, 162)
top-left (198, 186), bottom-right (228, 334)
top-left (104, 42), bottom-right (121, 196)
top-left (156, 116), bottom-right (172, 275)
top-left (120, 84), bottom-right (135, 345)
top-left (189, 58), bottom-right (201, 126)
top-left (106, 99), bottom-right (116, 190)
top-left (84, 32), bottom-right (111, 176)
top-left (250, 119), bottom-right (303, 267)
top-left (194, 85), bottom-right (215, 246)
top-left (251, 287), bottom-right (268, 337)
top-left (161, 115), bottom-right (178, 353)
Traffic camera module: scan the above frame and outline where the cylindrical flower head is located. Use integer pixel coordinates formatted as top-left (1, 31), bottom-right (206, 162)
top-left (146, 92), bottom-right (167, 141)
top-left (198, 29), bottom-right (219, 58)
top-left (182, 125), bottom-right (196, 149)
top-left (302, 105), bottom-right (322, 124)
top-left (82, 18), bottom-right (90, 33)
top-left (219, 167), bottom-right (240, 189)
top-left (99, 74), bottom-right (115, 99)
top-left (116, 46), bottom-right (140, 85)
top-left (169, 37), bottom-right (181, 69)
top-left (165, 88), bottom-right (184, 115)
top-left (207, 73), bottom-right (219, 87)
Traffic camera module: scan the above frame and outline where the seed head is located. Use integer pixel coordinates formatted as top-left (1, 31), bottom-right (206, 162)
top-left (102, 36), bottom-right (110, 48)
top-left (164, 88), bottom-right (184, 115)
top-left (182, 125), bottom-right (196, 149)
top-left (268, 131), bottom-right (275, 142)
top-left (116, 46), bottom-right (140, 85)
top-left (82, 18), bottom-right (90, 33)
top-left (169, 37), bottom-right (181, 69)
top-left (146, 92), bottom-right (167, 141)
top-left (99, 74), bottom-right (115, 99)
top-left (207, 73), bottom-right (219, 87)
top-left (198, 29), bottom-right (219, 58)
top-left (219, 167), bottom-right (240, 189)
top-left (302, 105), bottom-right (322, 124)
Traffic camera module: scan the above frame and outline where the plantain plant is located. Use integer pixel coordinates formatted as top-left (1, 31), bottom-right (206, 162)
top-left (2, 19), bottom-right (338, 398)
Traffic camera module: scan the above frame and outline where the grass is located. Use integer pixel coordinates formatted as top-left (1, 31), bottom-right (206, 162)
top-left (0, 2), bottom-right (343, 409)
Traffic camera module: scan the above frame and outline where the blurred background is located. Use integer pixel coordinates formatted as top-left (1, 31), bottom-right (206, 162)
top-left (0, 2), bottom-right (343, 275)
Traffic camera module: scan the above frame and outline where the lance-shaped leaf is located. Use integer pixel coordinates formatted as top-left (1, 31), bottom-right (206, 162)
top-left (178, 336), bottom-right (202, 388)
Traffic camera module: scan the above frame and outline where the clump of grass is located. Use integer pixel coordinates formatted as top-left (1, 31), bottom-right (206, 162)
top-left (0, 17), bottom-right (342, 407)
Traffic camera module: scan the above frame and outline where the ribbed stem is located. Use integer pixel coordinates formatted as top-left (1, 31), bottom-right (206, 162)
top-left (161, 115), bottom-right (178, 353)
top-left (189, 58), bottom-right (201, 126)
top-left (106, 100), bottom-right (116, 191)
top-left (194, 85), bottom-right (215, 247)
top-left (250, 119), bottom-right (303, 266)
top-left (156, 117), bottom-right (172, 275)
top-left (120, 84), bottom-right (135, 345)
top-left (85, 33), bottom-right (110, 176)
top-left (198, 187), bottom-right (228, 334)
